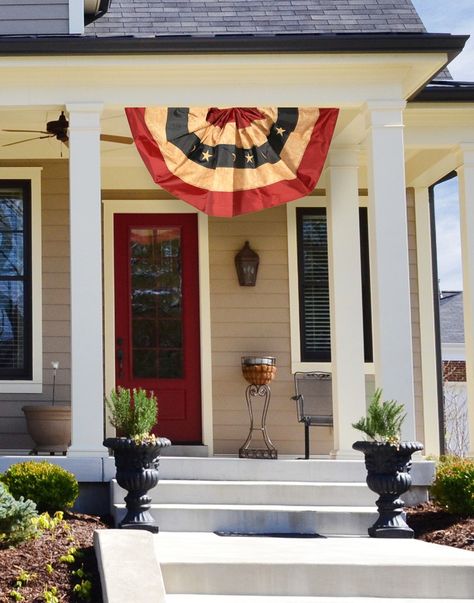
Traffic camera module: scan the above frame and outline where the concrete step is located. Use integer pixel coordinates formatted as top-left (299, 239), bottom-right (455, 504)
top-left (112, 479), bottom-right (378, 506)
top-left (155, 533), bottom-right (474, 599)
top-left (95, 531), bottom-right (474, 602)
top-left (104, 456), bottom-right (434, 485)
top-left (166, 598), bottom-right (474, 603)
top-left (156, 457), bottom-right (369, 482)
top-left (161, 445), bottom-right (209, 457)
top-left (114, 503), bottom-right (377, 535)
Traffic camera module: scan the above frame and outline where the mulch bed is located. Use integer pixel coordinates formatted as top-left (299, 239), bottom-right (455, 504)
top-left (0, 513), bottom-right (110, 603)
top-left (407, 502), bottom-right (474, 551)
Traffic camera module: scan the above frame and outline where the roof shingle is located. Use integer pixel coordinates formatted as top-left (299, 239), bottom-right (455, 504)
top-left (86, 0), bottom-right (427, 36)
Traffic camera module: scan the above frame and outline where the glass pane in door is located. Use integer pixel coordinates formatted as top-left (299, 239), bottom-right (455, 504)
top-left (130, 227), bottom-right (183, 379)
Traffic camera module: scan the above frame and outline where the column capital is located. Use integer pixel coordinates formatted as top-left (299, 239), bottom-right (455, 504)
top-left (66, 102), bottom-right (104, 114)
top-left (364, 100), bottom-right (406, 129)
top-left (456, 143), bottom-right (474, 170)
top-left (66, 103), bottom-right (103, 129)
top-left (327, 146), bottom-right (360, 169)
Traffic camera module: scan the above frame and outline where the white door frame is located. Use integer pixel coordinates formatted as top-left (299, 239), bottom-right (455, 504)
top-left (103, 198), bottom-right (213, 453)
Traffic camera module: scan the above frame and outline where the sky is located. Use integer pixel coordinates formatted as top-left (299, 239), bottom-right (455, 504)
top-left (412, 0), bottom-right (474, 291)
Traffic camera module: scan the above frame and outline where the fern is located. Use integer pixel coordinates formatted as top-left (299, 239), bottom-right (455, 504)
top-left (352, 388), bottom-right (406, 444)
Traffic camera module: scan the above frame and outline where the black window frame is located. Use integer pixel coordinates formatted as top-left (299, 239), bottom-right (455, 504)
top-left (0, 180), bottom-right (33, 380)
top-left (296, 206), bottom-right (373, 363)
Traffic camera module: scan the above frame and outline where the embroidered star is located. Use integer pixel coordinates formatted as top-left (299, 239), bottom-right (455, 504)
top-left (276, 126), bottom-right (286, 137)
top-left (201, 149), bottom-right (212, 162)
top-left (245, 153), bottom-right (254, 164)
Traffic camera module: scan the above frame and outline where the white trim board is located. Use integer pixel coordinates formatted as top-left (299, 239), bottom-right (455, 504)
top-left (69, 0), bottom-right (85, 35)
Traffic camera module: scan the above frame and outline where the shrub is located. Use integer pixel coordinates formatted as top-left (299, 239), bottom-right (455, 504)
top-left (431, 456), bottom-right (474, 516)
top-left (0, 482), bottom-right (38, 547)
top-left (352, 388), bottom-right (406, 444)
top-left (1, 461), bottom-right (79, 513)
top-left (105, 387), bottom-right (158, 439)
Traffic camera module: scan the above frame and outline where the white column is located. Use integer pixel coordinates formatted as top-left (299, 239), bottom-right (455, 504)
top-left (326, 147), bottom-right (367, 457)
top-left (67, 102), bottom-right (106, 457)
top-left (415, 187), bottom-right (440, 456)
top-left (365, 100), bottom-right (416, 442)
top-left (457, 144), bottom-right (474, 456)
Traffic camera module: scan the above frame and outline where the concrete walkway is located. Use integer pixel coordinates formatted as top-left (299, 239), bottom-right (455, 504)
top-left (95, 530), bottom-right (474, 602)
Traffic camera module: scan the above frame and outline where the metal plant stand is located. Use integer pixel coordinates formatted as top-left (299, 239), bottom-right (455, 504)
top-left (239, 356), bottom-right (278, 459)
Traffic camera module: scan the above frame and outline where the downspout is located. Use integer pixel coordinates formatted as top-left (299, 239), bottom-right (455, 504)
top-left (429, 170), bottom-right (457, 456)
top-left (84, 0), bottom-right (112, 25)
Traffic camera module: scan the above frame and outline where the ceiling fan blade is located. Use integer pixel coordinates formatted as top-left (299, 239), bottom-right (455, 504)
top-left (2, 129), bottom-right (50, 134)
top-left (2, 135), bottom-right (53, 147)
top-left (100, 134), bottom-right (134, 144)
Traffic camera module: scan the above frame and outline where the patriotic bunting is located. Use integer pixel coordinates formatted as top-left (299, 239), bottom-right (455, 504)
top-left (125, 106), bottom-right (339, 217)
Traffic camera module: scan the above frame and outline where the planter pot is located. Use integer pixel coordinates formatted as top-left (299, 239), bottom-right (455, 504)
top-left (104, 436), bottom-right (171, 533)
top-left (22, 404), bottom-right (71, 455)
top-left (352, 440), bottom-right (424, 538)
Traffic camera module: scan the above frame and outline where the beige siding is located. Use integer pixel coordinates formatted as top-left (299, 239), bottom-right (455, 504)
top-left (0, 0), bottom-right (69, 35)
top-left (0, 160), bottom-right (70, 451)
top-left (0, 171), bottom-right (426, 453)
top-left (209, 206), bottom-right (333, 455)
top-left (407, 188), bottom-right (425, 443)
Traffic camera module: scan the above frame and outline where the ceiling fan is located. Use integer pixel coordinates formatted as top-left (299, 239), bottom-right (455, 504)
top-left (2, 111), bottom-right (134, 147)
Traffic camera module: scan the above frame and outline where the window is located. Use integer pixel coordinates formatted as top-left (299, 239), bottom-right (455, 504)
top-left (297, 208), bottom-right (330, 361)
top-left (0, 181), bottom-right (32, 380)
top-left (296, 206), bottom-right (372, 363)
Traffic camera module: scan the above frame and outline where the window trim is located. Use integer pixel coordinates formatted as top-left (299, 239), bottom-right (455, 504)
top-left (0, 168), bottom-right (42, 393)
top-left (287, 196), bottom-right (375, 375)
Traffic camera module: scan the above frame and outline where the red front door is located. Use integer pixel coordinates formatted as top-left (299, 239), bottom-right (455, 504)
top-left (114, 213), bottom-right (202, 443)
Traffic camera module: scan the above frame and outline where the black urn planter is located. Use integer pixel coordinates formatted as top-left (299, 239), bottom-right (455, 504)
top-left (104, 436), bottom-right (171, 533)
top-left (353, 440), bottom-right (424, 538)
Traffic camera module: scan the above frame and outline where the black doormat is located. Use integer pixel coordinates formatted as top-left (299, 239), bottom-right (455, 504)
top-left (214, 531), bottom-right (325, 538)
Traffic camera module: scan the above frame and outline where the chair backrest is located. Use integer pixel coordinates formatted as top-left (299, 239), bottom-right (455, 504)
top-left (293, 371), bottom-right (333, 424)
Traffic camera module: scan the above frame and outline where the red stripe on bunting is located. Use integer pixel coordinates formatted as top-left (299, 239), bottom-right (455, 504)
top-left (125, 107), bottom-right (339, 217)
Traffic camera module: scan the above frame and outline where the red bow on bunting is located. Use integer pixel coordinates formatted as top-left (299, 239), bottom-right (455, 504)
top-left (125, 107), bottom-right (339, 217)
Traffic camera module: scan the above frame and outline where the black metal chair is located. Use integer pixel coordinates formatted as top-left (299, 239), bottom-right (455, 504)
top-left (291, 371), bottom-right (333, 459)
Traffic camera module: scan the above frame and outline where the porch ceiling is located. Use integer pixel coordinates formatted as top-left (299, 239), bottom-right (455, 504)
top-left (0, 106), bottom-right (136, 161)
top-left (0, 100), bottom-right (472, 190)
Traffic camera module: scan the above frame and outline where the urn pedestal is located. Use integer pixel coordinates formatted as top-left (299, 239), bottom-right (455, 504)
top-left (104, 436), bottom-right (171, 533)
top-left (353, 440), bottom-right (424, 538)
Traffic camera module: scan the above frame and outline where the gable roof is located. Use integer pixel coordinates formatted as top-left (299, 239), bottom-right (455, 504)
top-left (85, 0), bottom-right (427, 37)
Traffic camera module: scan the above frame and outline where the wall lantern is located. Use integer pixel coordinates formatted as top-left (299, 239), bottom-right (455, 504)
top-left (235, 241), bottom-right (260, 286)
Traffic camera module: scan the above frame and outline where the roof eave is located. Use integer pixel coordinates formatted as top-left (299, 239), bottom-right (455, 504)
top-left (0, 32), bottom-right (468, 57)
top-left (412, 83), bottom-right (474, 103)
